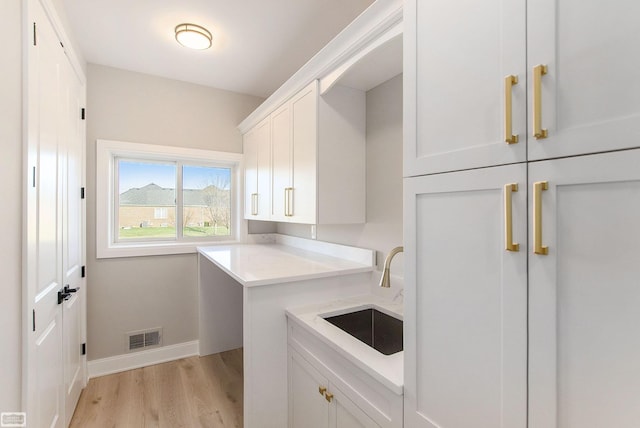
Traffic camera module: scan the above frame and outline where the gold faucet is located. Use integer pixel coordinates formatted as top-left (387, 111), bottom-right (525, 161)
top-left (379, 246), bottom-right (403, 288)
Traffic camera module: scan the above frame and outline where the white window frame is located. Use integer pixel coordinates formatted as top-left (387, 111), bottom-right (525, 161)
top-left (97, 139), bottom-right (244, 258)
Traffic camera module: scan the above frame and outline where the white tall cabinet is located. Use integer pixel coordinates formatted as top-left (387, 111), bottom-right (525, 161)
top-left (404, 164), bottom-right (528, 428)
top-left (528, 151), bottom-right (640, 428)
top-left (404, 0), bottom-right (640, 426)
top-left (405, 0), bottom-right (640, 176)
top-left (526, 0), bottom-right (640, 161)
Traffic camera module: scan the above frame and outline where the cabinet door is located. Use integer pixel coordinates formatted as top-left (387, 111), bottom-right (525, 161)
top-left (528, 150), bottom-right (640, 428)
top-left (289, 349), bottom-right (329, 428)
top-left (331, 385), bottom-right (380, 428)
top-left (271, 103), bottom-right (292, 221)
top-left (290, 82), bottom-right (318, 224)
top-left (404, 0), bottom-right (526, 177)
top-left (527, 0), bottom-right (640, 160)
top-left (404, 163), bottom-right (527, 428)
top-left (244, 117), bottom-right (271, 220)
top-left (244, 125), bottom-right (258, 219)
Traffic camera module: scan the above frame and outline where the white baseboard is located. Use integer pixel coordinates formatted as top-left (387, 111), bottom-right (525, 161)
top-left (87, 340), bottom-right (199, 379)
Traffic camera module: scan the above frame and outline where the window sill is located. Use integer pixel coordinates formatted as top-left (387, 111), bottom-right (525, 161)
top-left (97, 239), bottom-right (241, 259)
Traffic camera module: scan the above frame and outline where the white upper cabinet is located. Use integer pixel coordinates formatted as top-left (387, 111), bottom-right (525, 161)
top-left (240, 2), bottom-right (402, 226)
top-left (288, 83), bottom-right (318, 224)
top-left (244, 117), bottom-right (271, 220)
top-left (271, 102), bottom-right (292, 222)
top-left (404, 0), bottom-right (527, 176)
top-left (245, 81), bottom-right (366, 225)
top-left (527, 0), bottom-right (640, 160)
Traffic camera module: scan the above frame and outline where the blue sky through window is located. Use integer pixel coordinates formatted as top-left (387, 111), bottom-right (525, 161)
top-left (119, 161), bottom-right (231, 193)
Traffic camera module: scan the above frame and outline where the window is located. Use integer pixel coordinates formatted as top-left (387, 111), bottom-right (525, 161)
top-left (97, 140), bottom-right (244, 258)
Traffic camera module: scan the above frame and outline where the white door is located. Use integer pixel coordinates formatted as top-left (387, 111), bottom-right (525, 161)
top-left (528, 149), bottom-right (640, 428)
top-left (25, 2), bottom-right (65, 426)
top-left (527, 0), bottom-right (640, 160)
top-left (404, 163), bottom-right (527, 428)
top-left (404, 0), bottom-right (527, 177)
top-left (60, 55), bottom-right (86, 426)
top-left (290, 82), bottom-right (317, 224)
top-left (288, 349), bottom-right (329, 428)
top-left (271, 103), bottom-right (291, 221)
top-left (26, 1), bottom-right (86, 426)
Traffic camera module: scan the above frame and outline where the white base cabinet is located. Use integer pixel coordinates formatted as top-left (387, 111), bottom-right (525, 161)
top-left (289, 348), bottom-right (379, 428)
top-left (288, 321), bottom-right (403, 428)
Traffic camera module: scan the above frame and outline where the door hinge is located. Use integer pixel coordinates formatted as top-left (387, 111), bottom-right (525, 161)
top-left (32, 166), bottom-right (36, 188)
top-left (33, 22), bottom-right (36, 46)
top-left (81, 343), bottom-right (86, 356)
top-left (32, 309), bottom-right (36, 332)
top-left (81, 187), bottom-right (85, 199)
top-left (81, 108), bottom-right (85, 120)
top-left (81, 265), bottom-right (86, 278)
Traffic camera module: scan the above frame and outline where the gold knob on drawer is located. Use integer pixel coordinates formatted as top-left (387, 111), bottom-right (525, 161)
top-left (325, 392), bottom-right (334, 403)
top-left (318, 386), bottom-right (327, 396)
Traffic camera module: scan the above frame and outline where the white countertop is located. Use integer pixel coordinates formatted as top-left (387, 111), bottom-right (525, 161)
top-left (286, 294), bottom-right (404, 395)
top-left (197, 235), bottom-right (375, 287)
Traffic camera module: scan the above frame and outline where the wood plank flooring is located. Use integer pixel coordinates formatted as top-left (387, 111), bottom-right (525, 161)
top-left (70, 348), bottom-right (243, 428)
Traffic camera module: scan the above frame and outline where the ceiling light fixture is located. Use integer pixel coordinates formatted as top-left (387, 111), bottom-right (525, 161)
top-left (175, 23), bottom-right (212, 50)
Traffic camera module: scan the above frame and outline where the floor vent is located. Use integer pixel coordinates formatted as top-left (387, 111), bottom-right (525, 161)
top-left (126, 328), bottom-right (163, 352)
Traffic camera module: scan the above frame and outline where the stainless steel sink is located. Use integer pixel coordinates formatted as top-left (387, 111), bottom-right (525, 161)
top-left (323, 308), bottom-right (403, 355)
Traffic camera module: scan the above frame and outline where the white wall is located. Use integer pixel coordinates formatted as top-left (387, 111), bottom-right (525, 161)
top-left (0, 0), bottom-right (23, 412)
top-left (277, 74), bottom-right (403, 273)
top-left (86, 64), bottom-right (263, 360)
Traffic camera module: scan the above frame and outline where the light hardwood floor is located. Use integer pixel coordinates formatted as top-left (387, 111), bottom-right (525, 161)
top-left (70, 348), bottom-right (243, 428)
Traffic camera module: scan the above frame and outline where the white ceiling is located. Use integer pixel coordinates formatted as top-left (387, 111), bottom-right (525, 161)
top-left (61, 0), bottom-right (375, 98)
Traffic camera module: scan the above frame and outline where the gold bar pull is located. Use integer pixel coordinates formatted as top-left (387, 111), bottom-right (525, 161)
top-left (504, 75), bottom-right (519, 144)
top-left (284, 189), bottom-right (289, 217)
top-left (251, 193), bottom-right (258, 216)
top-left (533, 181), bottom-right (549, 255)
top-left (504, 183), bottom-right (519, 251)
top-left (285, 188), bottom-right (294, 217)
top-left (325, 392), bottom-right (334, 403)
top-left (533, 64), bottom-right (548, 139)
top-left (318, 386), bottom-right (327, 396)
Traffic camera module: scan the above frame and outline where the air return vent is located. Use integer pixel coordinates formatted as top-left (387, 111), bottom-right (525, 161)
top-left (125, 327), bottom-right (162, 352)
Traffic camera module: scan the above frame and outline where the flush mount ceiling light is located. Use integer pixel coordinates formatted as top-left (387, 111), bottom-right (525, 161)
top-left (175, 23), bottom-right (212, 50)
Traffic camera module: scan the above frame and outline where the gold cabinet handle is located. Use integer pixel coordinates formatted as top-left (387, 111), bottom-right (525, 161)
top-left (533, 181), bottom-right (549, 255)
top-left (504, 75), bottom-right (519, 144)
top-left (284, 189), bottom-right (289, 217)
top-left (285, 188), bottom-right (294, 217)
top-left (532, 64), bottom-right (548, 139)
top-left (324, 392), bottom-right (334, 403)
top-left (251, 193), bottom-right (258, 216)
top-left (504, 183), bottom-right (519, 252)
top-left (318, 386), bottom-right (327, 396)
